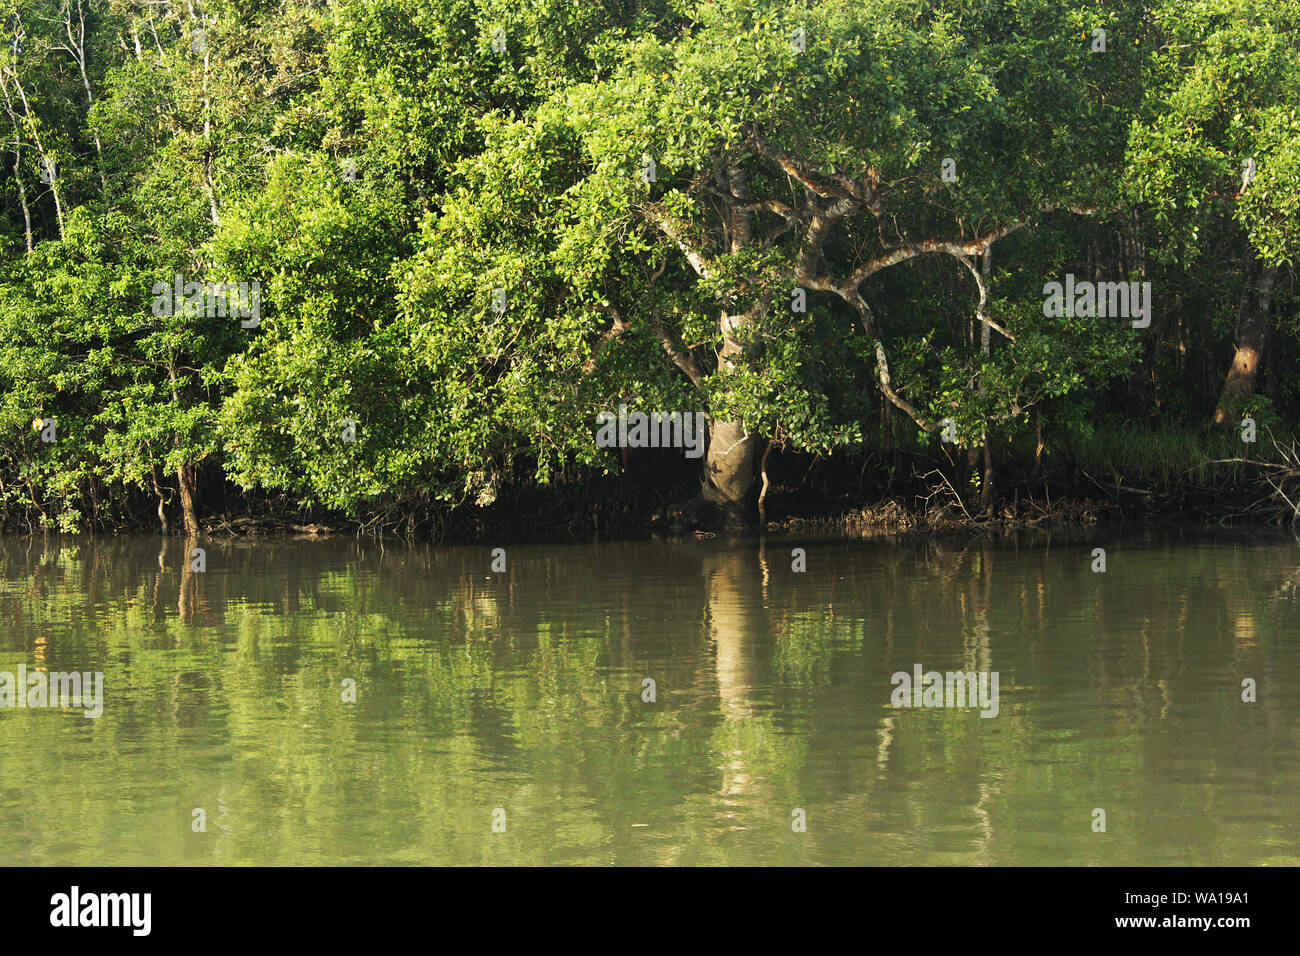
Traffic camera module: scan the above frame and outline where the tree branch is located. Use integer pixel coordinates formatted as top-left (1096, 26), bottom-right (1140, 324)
top-left (644, 205), bottom-right (714, 279)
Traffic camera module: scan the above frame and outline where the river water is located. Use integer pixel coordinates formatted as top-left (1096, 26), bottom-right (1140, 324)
top-left (1, 530), bottom-right (1297, 865)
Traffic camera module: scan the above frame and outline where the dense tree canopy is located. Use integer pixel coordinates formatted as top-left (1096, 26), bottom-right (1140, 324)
top-left (1, 0), bottom-right (1297, 534)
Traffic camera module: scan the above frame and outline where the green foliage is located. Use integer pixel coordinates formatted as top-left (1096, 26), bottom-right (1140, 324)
top-left (0, 0), bottom-right (1296, 529)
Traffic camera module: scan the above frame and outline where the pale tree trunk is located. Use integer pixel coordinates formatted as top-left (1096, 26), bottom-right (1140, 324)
top-left (701, 418), bottom-right (758, 518)
top-left (191, 1), bottom-right (221, 227)
top-left (59, 0), bottom-right (107, 194)
top-left (961, 250), bottom-right (996, 510)
top-left (3, 68), bottom-right (64, 240)
top-left (700, 308), bottom-right (758, 522)
top-left (978, 250), bottom-right (994, 510)
top-left (0, 73), bottom-right (34, 250)
top-left (1214, 263), bottom-right (1278, 426)
top-left (10, 150), bottom-right (32, 252)
top-left (697, 167), bottom-right (761, 523)
top-left (649, 165), bottom-right (762, 529)
top-left (150, 462), bottom-right (169, 535)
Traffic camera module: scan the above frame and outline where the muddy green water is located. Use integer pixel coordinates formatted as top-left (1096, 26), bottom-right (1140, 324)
top-left (1, 531), bottom-right (1297, 866)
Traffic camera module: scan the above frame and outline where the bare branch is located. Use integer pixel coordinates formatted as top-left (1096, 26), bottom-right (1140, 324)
top-left (955, 253), bottom-right (1015, 342)
top-left (847, 220), bottom-right (1029, 286)
top-left (875, 340), bottom-right (934, 430)
top-left (644, 205), bottom-right (713, 279)
top-left (649, 313), bottom-right (705, 385)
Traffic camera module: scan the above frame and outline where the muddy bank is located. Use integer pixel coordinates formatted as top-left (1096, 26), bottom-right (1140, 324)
top-left (6, 449), bottom-right (1293, 543)
top-left (187, 481), bottom-right (1282, 545)
top-left (765, 496), bottom-right (1121, 537)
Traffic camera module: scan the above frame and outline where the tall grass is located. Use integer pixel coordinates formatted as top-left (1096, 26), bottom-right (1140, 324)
top-left (1070, 421), bottom-right (1287, 487)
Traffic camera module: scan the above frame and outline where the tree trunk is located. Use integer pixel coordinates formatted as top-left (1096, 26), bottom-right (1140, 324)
top-left (11, 153), bottom-right (32, 252)
top-left (698, 303), bottom-right (758, 525)
top-left (981, 437), bottom-right (994, 510)
top-left (176, 464), bottom-right (200, 537)
top-left (652, 165), bottom-right (764, 532)
top-left (977, 251), bottom-right (993, 511)
top-left (151, 463), bottom-right (169, 535)
top-left (1214, 264), bottom-right (1278, 426)
top-left (701, 418), bottom-right (758, 522)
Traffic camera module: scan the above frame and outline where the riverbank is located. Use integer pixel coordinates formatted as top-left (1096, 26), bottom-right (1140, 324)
top-left (5, 421), bottom-right (1297, 542)
top-left (95, 474), bottom-right (1297, 543)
